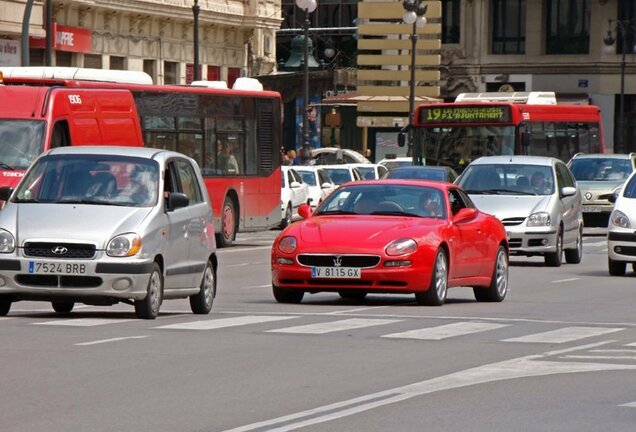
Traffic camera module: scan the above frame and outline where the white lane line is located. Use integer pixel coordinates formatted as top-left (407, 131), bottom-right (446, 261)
top-left (34, 318), bottom-right (133, 327)
top-left (219, 245), bottom-right (271, 253)
top-left (620, 401), bottom-right (636, 407)
top-left (329, 306), bottom-right (391, 314)
top-left (591, 349), bottom-right (636, 354)
top-left (382, 322), bottom-right (509, 340)
top-left (626, 342), bottom-right (636, 347)
top-left (503, 326), bottom-right (624, 344)
top-left (552, 278), bottom-right (581, 283)
top-left (561, 355), bottom-right (636, 361)
top-left (222, 340), bottom-right (636, 432)
top-left (76, 335), bottom-right (148, 346)
top-left (268, 318), bottom-right (401, 334)
top-left (155, 315), bottom-right (298, 330)
top-left (584, 240), bottom-right (608, 246)
top-left (243, 284), bottom-right (273, 289)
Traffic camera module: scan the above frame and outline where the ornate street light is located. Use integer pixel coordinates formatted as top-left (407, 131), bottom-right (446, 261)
top-left (603, 18), bottom-right (635, 154)
top-left (401, 0), bottom-right (427, 165)
top-left (193, 0), bottom-right (201, 81)
top-left (295, 0), bottom-right (317, 165)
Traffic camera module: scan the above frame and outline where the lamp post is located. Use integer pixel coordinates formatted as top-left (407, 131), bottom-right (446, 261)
top-left (603, 18), bottom-right (635, 154)
top-left (402, 0), bottom-right (427, 165)
top-left (296, 0), bottom-right (317, 165)
top-left (192, 0), bottom-right (201, 81)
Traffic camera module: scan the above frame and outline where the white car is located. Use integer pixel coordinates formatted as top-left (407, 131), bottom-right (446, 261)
top-left (349, 163), bottom-right (389, 180)
top-left (378, 157), bottom-right (415, 171)
top-left (320, 164), bottom-right (364, 186)
top-left (607, 171), bottom-right (636, 275)
top-left (311, 147), bottom-right (372, 165)
top-left (281, 166), bottom-right (310, 228)
top-left (292, 166), bottom-right (338, 209)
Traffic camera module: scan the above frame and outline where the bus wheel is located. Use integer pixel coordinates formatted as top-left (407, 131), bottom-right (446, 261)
top-left (216, 196), bottom-right (236, 248)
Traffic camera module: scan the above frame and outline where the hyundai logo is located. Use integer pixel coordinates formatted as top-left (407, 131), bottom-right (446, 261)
top-left (51, 246), bottom-right (68, 255)
top-left (333, 256), bottom-right (342, 267)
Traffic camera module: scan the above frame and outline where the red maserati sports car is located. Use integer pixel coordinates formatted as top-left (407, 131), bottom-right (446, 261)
top-left (271, 180), bottom-right (509, 305)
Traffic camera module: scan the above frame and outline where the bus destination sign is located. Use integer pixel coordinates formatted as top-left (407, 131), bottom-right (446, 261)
top-left (419, 105), bottom-right (512, 124)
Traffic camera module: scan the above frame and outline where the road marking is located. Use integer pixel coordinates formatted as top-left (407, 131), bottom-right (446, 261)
top-left (562, 355), bottom-right (636, 361)
top-left (243, 284), bottom-right (272, 289)
top-left (382, 322), bottom-right (509, 340)
top-left (503, 326), bottom-right (624, 344)
top-left (155, 315), bottom-right (298, 330)
top-left (219, 245), bottom-right (271, 253)
top-left (268, 318), bottom-right (401, 334)
top-left (552, 278), bottom-right (580, 283)
top-left (584, 240), bottom-right (608, 246)
top-left (76, 335), bottom-right (148, 346)
top-left (620, 401), bottom-right (636, 408)
top-left (626, 342), bottom-right (636, 347)
top-left (34, 318), bottom-right (133, 327)
top-left (328, 306), bottom-right (391, 314)
top-left (591, 349), bottom-right (636, 354)
top-left (222, 340), bottom-right (636, 432)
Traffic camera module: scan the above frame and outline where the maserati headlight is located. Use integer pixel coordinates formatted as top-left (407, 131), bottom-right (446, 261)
top-left (385, 238), bottom-right (417, 256)
top-left (527, 212), bottom-right (551, 227)
top-left (107, 233), bottom-right (142, 257)
top-left (611, 210), bottom-right (631, 229)
top-left (0, 229), bottom-right (15, 253)
top-left (278, 236), bottom-right (297, 254)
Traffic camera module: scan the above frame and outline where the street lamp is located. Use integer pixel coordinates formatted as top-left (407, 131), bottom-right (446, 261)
top-left (603, 18), bottom-right (635, 154)
top-left (402, 0), bottom-right (427, 165)
top-left (296, 0), bottom-right (317, 165)
top-left (193, 0), bottom-right (201, 81)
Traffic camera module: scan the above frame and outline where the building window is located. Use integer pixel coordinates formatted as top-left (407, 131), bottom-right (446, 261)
top-left (617, 0), bottom-right (636, 55)
top-left (29, 48), bottom-right (45, 66)
top-left (110, 56), bottom-right (125, 70)
top-left (207, 66), bottom-right (221, 81)
top-left (143, 59), bottom-right (156, 83)
top-left (84, 54), bottom-right (102, 69)
top-left (442, 0), bottom-right (460, 44)
top-left (492, 0), bottom-right (526, 54)
top-left (56, 51), bottom-right (72, 67)
top-left (227, 67), bottom-right (241, 89)
top-left (546, 0), bottom-right (590, 54)
top-left (164, 61), bottom-right (178, 84)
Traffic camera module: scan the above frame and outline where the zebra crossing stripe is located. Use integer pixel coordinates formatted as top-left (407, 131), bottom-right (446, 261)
top-left (34, 318), bottom-right (133, 327)
top-left (268, 318), bottom-right (402, 334)
top-left (382, 322), bottom-right (509, 340)
top-left (503, 326), bottom-right (624, 344)
top-left (155, 315), bottom-right (298, 330)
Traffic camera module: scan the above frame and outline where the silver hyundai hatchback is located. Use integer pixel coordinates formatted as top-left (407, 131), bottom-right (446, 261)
top-left (0, 146), bottom-right (217, 319)
top-left (457, 156), bottom-right (583, 267)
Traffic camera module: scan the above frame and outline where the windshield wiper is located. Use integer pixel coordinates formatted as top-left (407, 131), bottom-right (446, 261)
top-left (0, 162), bottom-right (15, 171)
top-left (57, 199), bottom-right (117, 205)
top-left (14, 198), bottom-right (40, 203)
top-left (370, 210), bottom-right (421, 217)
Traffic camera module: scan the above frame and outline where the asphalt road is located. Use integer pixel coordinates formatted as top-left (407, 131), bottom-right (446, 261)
top-left (2, 228), bottom-right (636, 432)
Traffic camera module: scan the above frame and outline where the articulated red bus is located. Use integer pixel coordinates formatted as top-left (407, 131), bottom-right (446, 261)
top-left (413, 92), bottom-right (605, 173)
top-left (0, 67), bottom-right (282, 247)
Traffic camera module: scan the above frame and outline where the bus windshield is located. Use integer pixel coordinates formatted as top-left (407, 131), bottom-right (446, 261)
top-left (0, 120), bottom-right (45, 170)
top-left (417, 125), bottom-right (516, 173)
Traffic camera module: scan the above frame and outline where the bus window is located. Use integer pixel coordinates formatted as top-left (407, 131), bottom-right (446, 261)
top-left (178, 132), bottom-right (203, 167)
top-left (145, 132), bottom-right (176, 152)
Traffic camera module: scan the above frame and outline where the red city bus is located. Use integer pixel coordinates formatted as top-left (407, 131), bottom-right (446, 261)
top-left (0, 67), bottom-right (282, 247)
top-left (412, 92), bottom-right (605, 173)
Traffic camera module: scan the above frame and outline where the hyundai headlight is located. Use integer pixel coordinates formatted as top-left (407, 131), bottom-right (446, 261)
top-left (107, 233), bottom-right (142, 257)
top-left (611, 210), bottom-right (631, 229)
top-left (527, 212), bottom-right (551, 227)
top-left (0, 229), bottom-right (15, 253)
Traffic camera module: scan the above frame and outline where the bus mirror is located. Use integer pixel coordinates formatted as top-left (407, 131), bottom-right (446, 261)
top-left (398, 132), bottom-right (406, 147)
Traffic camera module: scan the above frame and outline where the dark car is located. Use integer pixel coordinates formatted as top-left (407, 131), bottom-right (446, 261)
top-left (383, 166), bottom-right (459, 183)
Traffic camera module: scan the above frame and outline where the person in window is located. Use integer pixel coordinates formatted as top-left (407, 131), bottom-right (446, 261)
top-left (218, 140), bottom-right (239, 174)
top-left (419, 190), bottom-right (443, 218)
top-left (531, 171), bottom-right (550, 194)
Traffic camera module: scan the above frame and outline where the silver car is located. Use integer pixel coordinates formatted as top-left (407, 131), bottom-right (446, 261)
top-left (0, 146), bottom-right (217, 319)
top-left (457, 156), bottom-right (583, 267)
top-left (567, 153), bottom-right (636, 227)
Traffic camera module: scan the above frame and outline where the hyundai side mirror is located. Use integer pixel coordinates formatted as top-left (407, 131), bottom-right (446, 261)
top-left (167, 192), bottom-right (189, 210)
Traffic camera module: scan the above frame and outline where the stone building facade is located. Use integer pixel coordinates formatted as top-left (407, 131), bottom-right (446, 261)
top-left (0, 0), bottom-right (281, 86)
